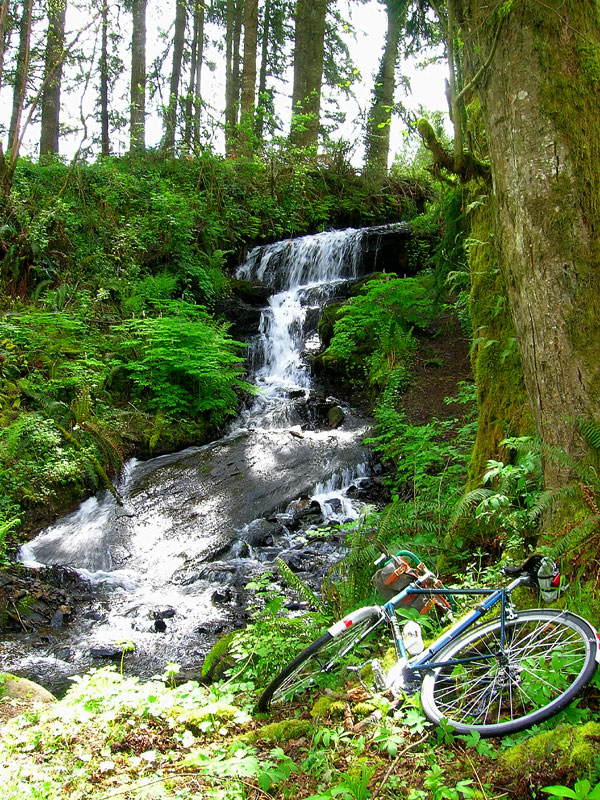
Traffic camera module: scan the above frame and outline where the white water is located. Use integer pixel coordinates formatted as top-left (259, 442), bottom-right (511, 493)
top-left (6, 226), bottom-right (395, 686)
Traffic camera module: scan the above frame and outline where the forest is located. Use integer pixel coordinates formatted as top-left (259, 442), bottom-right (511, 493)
top-left (1, 0), bottom-right (600, 799)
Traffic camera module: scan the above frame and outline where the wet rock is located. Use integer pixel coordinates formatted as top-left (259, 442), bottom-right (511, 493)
top-left (325, 497), bottom-right (343, 513)
top-left (152, 608), bottom-right (176, 620)
top-left (90, 645), bottom-right (122, 659)
top-left (212, 587), bottom-right (234, 605)
top-left (328, 406), bottom-right (345, 428)
top-left (50, 610), bottom-right (64, 629)
top-left (154, 619), bottom-right (167, 633)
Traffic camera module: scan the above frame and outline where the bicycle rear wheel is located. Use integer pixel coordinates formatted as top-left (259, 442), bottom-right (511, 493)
top-left (257, 606), bottom-right (385, 712)
top-left (420, 609), bottom-right (599, 737)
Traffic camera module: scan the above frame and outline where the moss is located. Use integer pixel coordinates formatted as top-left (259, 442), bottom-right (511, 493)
top-left (310, 696), bottom-right (347, 719)
top-left (466, 199), bottom-right (533, 487)
top-left (497, 722), bottom-right (600, 787)
top-left (243, 718), bottom-right (313, 743)
top-left (179, 702), bottom-right (240, 728)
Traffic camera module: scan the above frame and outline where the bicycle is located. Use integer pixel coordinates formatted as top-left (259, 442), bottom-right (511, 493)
top-left (257, 552), bottom-right (600, 737)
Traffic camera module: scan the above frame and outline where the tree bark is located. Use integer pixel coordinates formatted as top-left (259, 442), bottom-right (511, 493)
top-left (455, 0), bottom-right (600, 487)
top-left (164, 0), bottom-right (187, 154)
top-left (225, 0), bottom-right (243, 151)
top-left (363, 0), bottom-right (403, 176)
top-left (40, 0), bottom-right (68, 157)
top-left (240, 0), bottom-right (258, 119)
top-left (99, 0), bottom-right (110, 156)
top-left (290, 0), bottom-right (327, 148)
top-left (130, 0), bottom-right (146, 151)
top-left (183, 0), bottom-right (204, 149)
top-left (9, 0), bottom-right (34, 157)
top-left (254, 0), bottom-right (271, 139)
top-left (0, 0), bottom-right (8, 93)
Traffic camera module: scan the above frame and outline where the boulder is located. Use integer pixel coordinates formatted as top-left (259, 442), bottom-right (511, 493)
top-left (0, 673), bottom-right (56, 728)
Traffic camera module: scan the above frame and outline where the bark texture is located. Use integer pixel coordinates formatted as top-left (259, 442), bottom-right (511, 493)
top-left (457, 0), bottom-right (600, 485)
top-left (164, 0), bottom-right (187, 154)
top-left (9, 0), bottom-right (34, 155)
top-left (290, 0), bottom-right (327, 148)
top-left (130, 0), bottom-right (146, 151)
top-left (40, 0), bottom-right (67, 156)
top-left (363, 0), bottom-right (403, 176)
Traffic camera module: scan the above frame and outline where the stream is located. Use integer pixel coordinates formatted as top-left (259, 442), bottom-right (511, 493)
top-left (1, 225), bottom-right (406, 691)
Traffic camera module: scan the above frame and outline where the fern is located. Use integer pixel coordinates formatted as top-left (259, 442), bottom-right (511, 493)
top-left (579, 418), bottom-right (600, 454)
top-left (275, 557), bottom-right (326, 613)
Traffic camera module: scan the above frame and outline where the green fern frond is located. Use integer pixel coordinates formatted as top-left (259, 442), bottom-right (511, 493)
top-left (578, 418), bottom-right (600, 455)
top-left (552, 515), bottom-right (600, 560)
top-left (449, 488), bottom-right (493, 526)
top-left (275, 557), bottom-right (326, 613)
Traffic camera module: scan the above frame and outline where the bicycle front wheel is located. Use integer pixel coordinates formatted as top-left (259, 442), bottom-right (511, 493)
top-left (420, 609), bottom-right (599, 737)
top-left (257, 606), bottom-right (385, 712)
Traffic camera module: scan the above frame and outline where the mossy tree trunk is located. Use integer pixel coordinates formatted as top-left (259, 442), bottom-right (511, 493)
top-left (363, 0), bottom-right (404, 177)
top-left (456, 0), bottom-right (600, 489)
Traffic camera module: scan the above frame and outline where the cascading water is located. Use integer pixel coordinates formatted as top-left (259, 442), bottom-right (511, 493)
top-left (2, 225), bottom-right (404, 690)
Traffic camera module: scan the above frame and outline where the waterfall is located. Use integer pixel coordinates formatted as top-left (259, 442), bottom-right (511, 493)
top-left (3, 225), bottom-right (406, 688)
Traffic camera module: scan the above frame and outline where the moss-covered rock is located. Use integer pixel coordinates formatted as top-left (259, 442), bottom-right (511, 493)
top-left (496, 722), bottom-right (600, 793)
top-left (310, 695), bottom-right (347, 719)
top-left (242, 718), bottom-right (313, 743)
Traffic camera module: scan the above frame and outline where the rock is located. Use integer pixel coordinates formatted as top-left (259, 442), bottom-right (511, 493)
top-left (154, 619), bottom-right (167, 633)
top-left (1, 673), bottom-right (56, 727)
top-left (90, 646), bottom-right (122, 659)
top-left (328, 406), bottom-right (345, 428)
top-left (152, 608), bottom-right (176, 620)
top-left (50, 609), bottom-right (64, 629)
top-left (212, 587), bottom-right (234, 605)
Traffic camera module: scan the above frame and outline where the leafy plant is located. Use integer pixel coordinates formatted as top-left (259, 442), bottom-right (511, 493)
top-left (543, 780), bottom-right (600, 800)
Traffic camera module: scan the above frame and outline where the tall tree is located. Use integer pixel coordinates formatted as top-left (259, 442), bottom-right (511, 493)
top-left (225, 0), bottom-right (243, 149)
top-left (99, 0), bottom-right (110, 156)
top-left (427, 1), bottom-right (600, 498)
top-left (130, 0), bottom-right (146, 151)
top-left (239, 0), bottom-right (258, 121)
top-left (254, 0), bottom-right (271, 139)
top-left (290, 0), bottom-right (327, 148)
top-left (183, 0), bottom-right (205, 149)
top-left (363, 0), bottom-right (404, 176)
top-left (0, 0), bottom-right (9, 92)
top-left (164, 0), bottom-right (187, 154)
top-left (8, 0), bottom-right (34, 157)
top-left (40, 0), bottom-right (68, 156)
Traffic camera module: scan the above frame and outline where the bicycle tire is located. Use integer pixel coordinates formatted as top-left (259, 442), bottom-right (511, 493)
top-left (420, 609), bottom-right (599, 737)
top-left (257, 606), bottom-right (385, 712)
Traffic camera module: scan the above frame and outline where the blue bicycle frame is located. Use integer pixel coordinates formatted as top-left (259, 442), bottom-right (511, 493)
top-left (380, 573), bottom-right (530, 674)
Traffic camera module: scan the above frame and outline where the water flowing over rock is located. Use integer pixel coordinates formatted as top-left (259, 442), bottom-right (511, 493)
top-left (0, 225), bottom-right (408, 691)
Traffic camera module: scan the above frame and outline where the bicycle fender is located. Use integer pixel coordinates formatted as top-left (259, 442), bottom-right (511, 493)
top-left (328, 606), bottom-right (382, 638)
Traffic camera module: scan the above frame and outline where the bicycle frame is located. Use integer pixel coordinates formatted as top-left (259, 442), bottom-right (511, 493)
top-left (382, 573), bottom-right (531, 676)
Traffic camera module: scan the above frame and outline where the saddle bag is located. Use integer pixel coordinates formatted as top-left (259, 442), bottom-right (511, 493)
top-left (372, 553), bottom-right (451, 615)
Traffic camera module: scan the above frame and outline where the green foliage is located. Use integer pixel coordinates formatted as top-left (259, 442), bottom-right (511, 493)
top-left (543, 781), bottom-right (600, 800)
top-left (451, 436), bottom-right (551, 552)
top-left (116, 303), bottom-right (252, 422)
top-left (321, 507), bottom-right (384, 616)
top-left (323, 274), bottom-right (435, 390)
top-left (366, 382), bottom-right (476, 558)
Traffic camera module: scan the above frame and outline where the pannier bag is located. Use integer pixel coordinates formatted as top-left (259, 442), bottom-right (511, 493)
top-left (373, 552), bottom-right (451, 615)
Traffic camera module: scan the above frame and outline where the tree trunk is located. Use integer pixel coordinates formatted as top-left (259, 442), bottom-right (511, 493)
top-left (225, 0), bottom-right (243, 151)
top-left (254, 0), bottom-right (271, 139)
top-left (8, 0), bottom-right (34, 157)
top-left (290, 0), bottom-right (327, 148)
top-left (130, 0), bottom-right (146, 151)
top-left (99, 0), bottom-right (110, 157)
top-left (456, 0), bottom-right (600, 488)
top-left (183, 0), bottom-right (204, 149)
top-left (363, 0), bottom-right (403, 176)
top-left (40, 0), bottom-right (67, 157)
top-left (0, 0), bottom-right (8, 92)
top-left (240, 0), bottom-right (258, 117)
top-left (164, 0), bottom-right (187, 154)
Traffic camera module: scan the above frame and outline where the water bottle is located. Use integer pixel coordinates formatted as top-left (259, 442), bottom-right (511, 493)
top-left (402, 620), bottom-right (424, 655)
